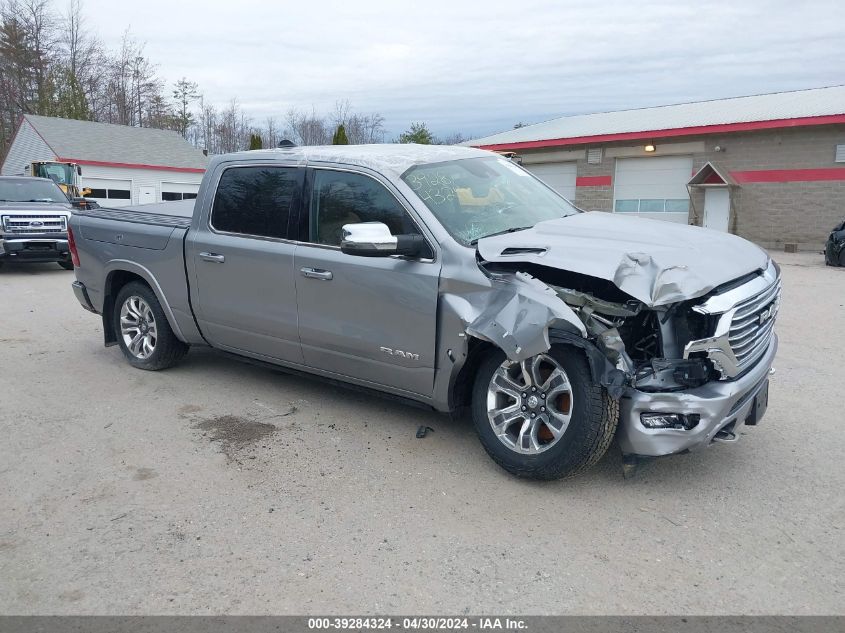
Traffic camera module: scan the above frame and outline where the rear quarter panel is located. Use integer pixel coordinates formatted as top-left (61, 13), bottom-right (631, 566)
top-left (70, 213), bottom-right (203, 344)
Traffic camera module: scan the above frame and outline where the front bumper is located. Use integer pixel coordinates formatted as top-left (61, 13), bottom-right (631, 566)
top-left (0, 235), bottom-right (70, 263)
top-left (617, 334), bottom-right (778, 457)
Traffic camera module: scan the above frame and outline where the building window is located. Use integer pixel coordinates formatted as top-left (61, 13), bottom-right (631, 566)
top-left (162, 191), bottom-right (199, 201)
top-left (88, 188), bottom-right (107, 198)
top-left (835, 144), bottom-right (845, 163)
top-left (108, 189), bottom-right (131, 199)
top-left (614, 198), bottom-right (689, 213)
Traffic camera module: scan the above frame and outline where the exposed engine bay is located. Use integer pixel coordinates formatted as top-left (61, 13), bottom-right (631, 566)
top-left (478, 260), bottom-right (719, 394)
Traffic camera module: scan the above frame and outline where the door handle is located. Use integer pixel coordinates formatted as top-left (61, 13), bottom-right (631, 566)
top-left (199, 252), bottom-right (225, 263)
top-left (300, 267), bottom-right (333, 281)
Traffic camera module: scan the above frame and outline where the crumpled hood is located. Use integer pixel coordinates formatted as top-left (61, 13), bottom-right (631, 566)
top-left (477, 212), bottom-right (769, 306)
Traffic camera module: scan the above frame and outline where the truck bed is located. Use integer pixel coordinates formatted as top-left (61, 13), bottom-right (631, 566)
top-left (75, 199), bottom-right (195, 230)
top-left (70, 198), bottom-right (202, 345)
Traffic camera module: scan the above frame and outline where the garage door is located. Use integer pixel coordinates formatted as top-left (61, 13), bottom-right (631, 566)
top-left (83, 177), bottom-right (133, 207)
top-left (161, 181), bottom-right (200, 202)
top-left (525, 162), bottom-right (577, 201)
top-left (613, 156), bottom-right (692, 224)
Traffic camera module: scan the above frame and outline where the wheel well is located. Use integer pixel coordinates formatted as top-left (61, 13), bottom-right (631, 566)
top-left (449, 336), bottom-right (497, 415)
top-left (448, 331), bottom-right (623, 415)
top-left (102, 270), bottom-right (148, 346)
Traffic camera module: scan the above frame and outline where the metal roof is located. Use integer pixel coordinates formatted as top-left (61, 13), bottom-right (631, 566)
top-left (467, 85), bottom-right (845, 149)
top-left (24, 114), bottom-right (209, 170)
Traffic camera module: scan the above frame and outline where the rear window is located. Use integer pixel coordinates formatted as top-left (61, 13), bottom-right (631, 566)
top-left (211, 166), bottom-right (301, 239)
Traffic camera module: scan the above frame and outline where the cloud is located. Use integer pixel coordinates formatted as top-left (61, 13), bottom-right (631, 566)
top-left (81, 0), bottom-right (845, 138)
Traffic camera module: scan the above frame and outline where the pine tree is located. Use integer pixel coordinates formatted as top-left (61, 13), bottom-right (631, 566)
top-left (398, 122), bottom-right (434, 144)
top-left (332, 124), bottom-right (349, 145)
top-left (248, 133), bottom-right (263, 150)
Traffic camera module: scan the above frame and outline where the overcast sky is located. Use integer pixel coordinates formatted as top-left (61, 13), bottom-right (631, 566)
top-left (80, 0), bottom-right (845, 140)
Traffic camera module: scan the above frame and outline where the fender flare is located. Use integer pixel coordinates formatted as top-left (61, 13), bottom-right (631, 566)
top-left (102, 259), bottom-right (187, 344)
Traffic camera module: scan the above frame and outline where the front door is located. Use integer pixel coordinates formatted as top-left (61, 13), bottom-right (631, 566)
top-left (138, 185), bottom-right (156, 205)
top-left (294, 168), bottom-right (440, 396)
top-left (704, 187), bottom-right (731, 232)
top-left (186, 164), bottom-right (305, 363)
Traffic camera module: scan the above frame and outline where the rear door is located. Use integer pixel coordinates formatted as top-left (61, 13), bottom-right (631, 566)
top-left (293, 167), bottom-right (441, 396)
top-left (186, 164), bottom-right (305, 363)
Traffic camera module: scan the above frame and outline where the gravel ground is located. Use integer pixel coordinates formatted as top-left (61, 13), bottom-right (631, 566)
top-left (0, 251), bottom-right (842, 615)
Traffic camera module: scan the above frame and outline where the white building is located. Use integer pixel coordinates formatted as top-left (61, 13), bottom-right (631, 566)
top-left (1, 114), bottom-right (208, 207)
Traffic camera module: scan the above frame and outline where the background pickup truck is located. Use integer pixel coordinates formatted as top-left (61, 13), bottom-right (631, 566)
top-left (69, 145), bottom-right (780, 479)
top-left (0, 176), bottom-right (76, 269)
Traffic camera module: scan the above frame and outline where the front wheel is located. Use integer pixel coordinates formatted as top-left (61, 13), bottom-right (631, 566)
top-left (58, 259), bottom-right (74, 270)
top-left (113, 281), bottom-right (188, 370)
top-left (471, 345), bottom-right (618, 480)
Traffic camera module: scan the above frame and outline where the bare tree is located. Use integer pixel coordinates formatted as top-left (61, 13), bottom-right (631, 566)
top-left (264, 115), bottom-right (278, 148)
top-left (284, 105), bottom-right (329, 146)
top-left (437, 131), bottom-right (467, 145)
top-left (0, 0), bottom-right (393, 158)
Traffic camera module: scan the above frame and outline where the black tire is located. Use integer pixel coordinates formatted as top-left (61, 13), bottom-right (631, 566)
top-left (113, 281), bottom-right (188, 370)
top-left (58, 259), bottom-right (74, 270)
top-left (471, 344), bottom-right (618, 480)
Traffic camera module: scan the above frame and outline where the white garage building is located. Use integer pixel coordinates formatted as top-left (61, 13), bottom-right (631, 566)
top-left (1, 115), bottom-right (207, 206)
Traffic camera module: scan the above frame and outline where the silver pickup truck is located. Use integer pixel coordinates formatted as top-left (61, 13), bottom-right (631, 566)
top-left (69, 145), bottom-right (779, 479)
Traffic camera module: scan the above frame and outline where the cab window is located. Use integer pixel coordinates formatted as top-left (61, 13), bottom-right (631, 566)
top-left (211, 166), bottom-right (301, 239)
top-left (309, 169), bottom-right (424, 248)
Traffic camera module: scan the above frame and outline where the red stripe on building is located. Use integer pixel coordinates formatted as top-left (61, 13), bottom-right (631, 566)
top-left (58, 157), bottom-right (206, 173)
top-left (576, 175), bottom-right (612, 187)
top-left (730, 167), bottom-right (845, 183)
top-left (476, 114), bottom-right (845, 151)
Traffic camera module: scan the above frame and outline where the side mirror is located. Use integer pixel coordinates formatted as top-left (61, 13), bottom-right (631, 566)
top-left (340, 222), bottom-right (426, 258)
top-left (71, 197), bottom-right (90, 209)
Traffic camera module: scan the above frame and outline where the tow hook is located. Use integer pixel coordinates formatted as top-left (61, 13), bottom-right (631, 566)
top-left (713, 427), bottom-right (739, 443)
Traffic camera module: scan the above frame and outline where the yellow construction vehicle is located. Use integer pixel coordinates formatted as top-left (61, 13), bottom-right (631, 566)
top-left (26, 161), bottom-right (92, 199)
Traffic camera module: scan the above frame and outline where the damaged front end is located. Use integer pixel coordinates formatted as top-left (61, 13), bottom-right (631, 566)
top-left (470, 244), bottom-right (780, 461)
top-left (475, 259), bottom-right (720, 395)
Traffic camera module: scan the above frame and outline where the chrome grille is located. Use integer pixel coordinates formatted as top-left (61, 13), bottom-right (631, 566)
top-left (728, 279), bottom-right (781, 373)
top-left (684, 260), bottom-right (781, 380)
top-left (2, 214), bottom-right (67, 235)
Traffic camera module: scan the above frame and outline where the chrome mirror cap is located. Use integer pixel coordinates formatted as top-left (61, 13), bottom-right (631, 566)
top-left (341, 222), bottom-right (398, 254)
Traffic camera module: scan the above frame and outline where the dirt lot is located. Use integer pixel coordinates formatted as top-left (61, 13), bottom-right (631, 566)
top-left (0, 252), bottom-right (842, 615)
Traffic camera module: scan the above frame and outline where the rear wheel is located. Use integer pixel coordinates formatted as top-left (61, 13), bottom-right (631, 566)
top-left (471, 345), bottom-right (618, 480)
top-left (113, 281), bottom-right (188, 370)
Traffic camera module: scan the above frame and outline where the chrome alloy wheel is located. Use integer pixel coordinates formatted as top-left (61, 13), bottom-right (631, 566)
top-left (486, 354), bottom-right (574, 454)
top-left (119, 295), bottom-right (157, 360)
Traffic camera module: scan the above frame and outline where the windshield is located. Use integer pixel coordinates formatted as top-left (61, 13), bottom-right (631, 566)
top-left (0, 179), bottom-right (68, 203)
top-left (402, 156), bottom-right (579, 245)
top-left (33, 163), bottom-right (74, 185)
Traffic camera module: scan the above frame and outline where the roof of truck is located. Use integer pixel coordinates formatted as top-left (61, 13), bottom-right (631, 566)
top-left (215, 144), bottom-right (495, 178)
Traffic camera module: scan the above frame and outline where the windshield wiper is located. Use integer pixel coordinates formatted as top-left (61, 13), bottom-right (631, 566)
top-left (470, 225), bottom-right (534, 245)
